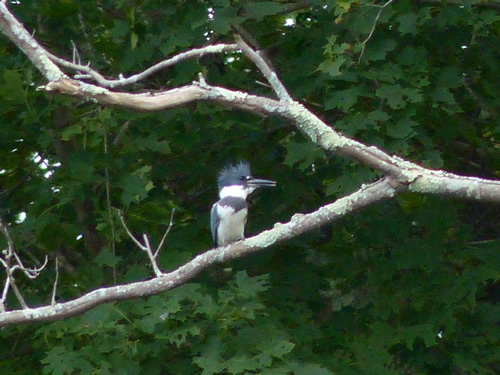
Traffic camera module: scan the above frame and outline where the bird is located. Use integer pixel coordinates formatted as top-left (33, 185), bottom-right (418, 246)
top-left (211, 161), bottom-right (276, 247)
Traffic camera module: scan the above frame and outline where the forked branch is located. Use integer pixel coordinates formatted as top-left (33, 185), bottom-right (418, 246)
top-left (117, 209), bottom-right (175, 277)
top-left (0, 218), bottom-right (48, 312)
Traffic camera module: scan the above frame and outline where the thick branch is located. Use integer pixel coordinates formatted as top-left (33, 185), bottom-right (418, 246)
top-left (41, 78), bottom-right (500, 202)
top-left (236, 35), bottom-right (291, 101)
top-left (0, 177), bottom-right (402, 326)
top-left (1, 0), bottom-right (498, 202)
top-left (0, 2), bottom-right (64, 81)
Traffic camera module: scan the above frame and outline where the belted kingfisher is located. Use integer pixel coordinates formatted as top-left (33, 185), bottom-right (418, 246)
top-left (211, 161), bottom-right (276, 247)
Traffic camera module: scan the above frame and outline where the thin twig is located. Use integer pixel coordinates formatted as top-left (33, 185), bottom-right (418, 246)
top-left (197, 72), bottom-right (209, 88)
top-left (51, 257), bottom-right (59, 306)
top-left (104, 133), bottom-right (117, 284)
top-left (71, 40), bottom-right (81, 65)
top-left (116, 209), bottom-right (147, 251)
top-left (0, 274), bottom-right (10, 312)
top-left (155, 208), bottom-right (175, 258)
top-left (112, 121), bottom-right (130, 147)
top-left (143, 234), bottom-right (163, 277)
top-left (20, 256), bottom-right (48, 279)
top-left (0, 219), bottom-right (15, 257)
top-left (235, 35), bottom-right (291, 101)
top-left (357, 0), bottom-right (394, 64)
top-left (9, 276), bottom-right (28, 309)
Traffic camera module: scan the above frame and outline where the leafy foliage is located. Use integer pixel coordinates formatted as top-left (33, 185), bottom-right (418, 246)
top-left (0, 0), bottom-right (499, 374)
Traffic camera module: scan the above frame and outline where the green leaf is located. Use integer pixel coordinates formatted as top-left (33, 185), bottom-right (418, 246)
top-left (81, 304), bottom-right (116, 326)
top-left (386, 117), bottom-right (417, 139)
top-left (325, 86), bottom-right (364, 111)
top-left (212, 6), bottom-right (240, 34)
top-left (232, 271), bottom-right (269, 298)
top-left (41, 347), bottom-right (93, 375)
top-left (325, 166), bottom-right (376, 196)
top-left (110, 20), bottom-right (130, 40)
top-left (60, 124), bottom-right (83, 141)
top-left (256, 337), bottom-right (295, 359)
top-left (130, 32), bottom-right (138, 49)
top-left (376, 84), bottom-right (406, 109)
top-left (318, 57), bottom-right (346, 77)
top-left (166, 325), bottom-right (201, 347)
top-left (397, 13), bottom-right (418, 35)
top-left (431, 87), bottom-right (456, 105)
top-left (194, 337), bottom-right (226, 375)
top-left (0, 70), bottom-right (25, 104)
top-left (402, 87), bottom-right (423, 103)
top-left (119, 166), bottom-right (154, 206)
top-left (402, 323), bottom-right (438, 350)
top-left (397, 45), bottom-right (428, 67)
top-left (95, 249), bottom-right (122, 267)
top-left (245, 2), bottom-right (285, 20)
top-left (367, 109), bottom-right (390, 123)
top-left (287, 361), bottom-right (332, 375)
top-left (421, 150), bottom-right (444, 168)
top-left (283, 140), bottom-right (325, 169)
top-left (226, 354), bottom-right (261, 374)
top-left (362, 38), bottom-right (397, 62)
top-left (437, 66), bottom-right (464, 89)
top-left (136, 134), bottom-right (171, 154)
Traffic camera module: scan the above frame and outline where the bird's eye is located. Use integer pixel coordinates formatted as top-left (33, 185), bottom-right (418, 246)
top-left (241, 176), bottom-right (251, 181)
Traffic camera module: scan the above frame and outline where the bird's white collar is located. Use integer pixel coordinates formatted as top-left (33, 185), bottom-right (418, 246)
top-left (219, 185), bottom-right (249, 199)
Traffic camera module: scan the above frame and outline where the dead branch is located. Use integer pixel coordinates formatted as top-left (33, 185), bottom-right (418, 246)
top-left (0, 218), bottom-right (48, 311)
top-left (47, 44), bottom-right (240, 88)
top-left (0, 177), bottom-right (402, 326)
top-left (117, 210), bottom-right (165, 277)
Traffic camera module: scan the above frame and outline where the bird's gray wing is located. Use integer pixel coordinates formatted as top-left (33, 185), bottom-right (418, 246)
top-left (210, 203), bottom-right (219, 247)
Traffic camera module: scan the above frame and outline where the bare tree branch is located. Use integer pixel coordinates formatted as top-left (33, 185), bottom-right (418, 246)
top-left (0, 177), bottom-right (403, 326)
top-left (51, 258), bottom-right (59, 306)
top-left (142, 234), bottom-right (163, 277)
top-left (0, 274), bottom-right (10, 313)
top-left (103, 132), bottom-right (117, 284)
top-left (38, 79), bottom-right (500, 202)
top-left (0, 0), bottom-right (497, 203)
top-left (0, 218), bottom-right (48, 311)
top-left (48, 44), bottom-right (240, 88)
top-left (357, 0), bottom-right (394, 64)
top-left (155, 209), bottom-right (176, 258)
top-left (0, 1), bottom-right (64, 81)
top-left (117, 210), bottom-right (164, 277)
top-left (236, 34), bottom-right (291, 101)
top-left (117, 210), bottom-right (148, 251)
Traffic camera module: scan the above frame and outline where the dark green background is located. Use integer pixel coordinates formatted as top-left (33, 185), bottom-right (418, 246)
top-left (0, 1), bottom-right (498, 374)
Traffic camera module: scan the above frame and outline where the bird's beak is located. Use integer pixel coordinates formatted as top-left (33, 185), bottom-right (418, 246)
top-left (248, 177), bottom-right (276, 188)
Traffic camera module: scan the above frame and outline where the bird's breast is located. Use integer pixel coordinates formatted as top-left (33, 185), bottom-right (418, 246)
top-left (216, 203), bottom-right (248, 246)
